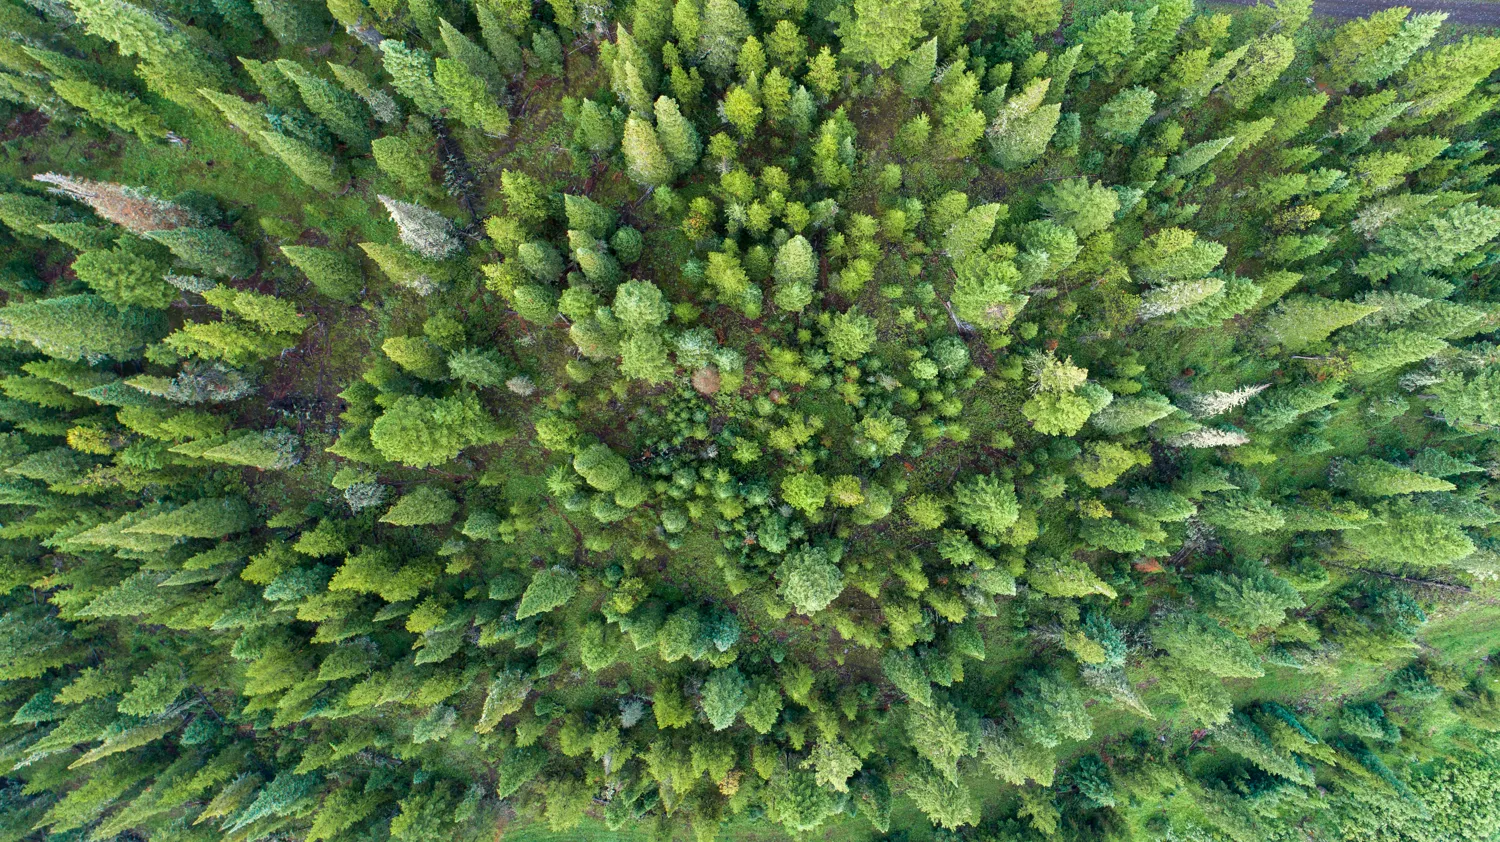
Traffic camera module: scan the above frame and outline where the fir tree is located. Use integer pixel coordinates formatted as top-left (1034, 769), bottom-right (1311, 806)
top-left (124, 496), bottom-right (253, 539)
top-left (699, 0), bottom-right (752, 78)
top-left (986, 77), bottom-right (1062, 170)
top-left (32, 173), bottom-right (197, 234)
top-left (1095, 85), bottom-right (1155, 143)
top-left (380, 486), bottom-right (458, 526)
top-left (252, 0), bottom-right (328, 44)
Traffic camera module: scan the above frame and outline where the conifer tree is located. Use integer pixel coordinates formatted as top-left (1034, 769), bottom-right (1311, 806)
top-left (378, 195), bottom-right (462, 259)
top-left (371, 132), bottom-right (436, 194)
top-left (276, 60), bottom-right (372, 151)
top-left (699, 0), bottom-right (752, 78)
top-left (146, 227), bottom-right (256, 278)
top-left (653, 96), bottom-right (701, 174)
top-left (622, 115), bottom-right (675, 188)
top-left (281, 245), bottom-right (363, 301)
top-left (328, 62), bottom-right (401, 123)
top-left (380, 40), bottom-right (444, 116)
top-left (435, 57), bottom-right (511, 136)
top-left (124, 496), bottom-right (253, 539)
top-left (1095, 86), bottom-right (1155, 143)
top-left (259, 130), bottom-right (348, 193)
top-left (369, 392), bottom-right (499, 467)
top-left (48, 79), bottom-right (166, 142)
top-left (838, 0), bottom-right (929, 70)
top-left (0, 294), bottom-right (165, 361)
top-left (898, 37), bottom-right (937, 95)
top-left (986, 77), bottom-right (1061, 170)
top-left (439, 17), bottom-right (506, 93)
top-left (253, 0), bottom-right (328, 44)
top-left (772, 235), bottom-right (817, 312)
top-left (380, 486), bottom-right (458, 526)
top-left (32, 173), bottom-right (197, 234)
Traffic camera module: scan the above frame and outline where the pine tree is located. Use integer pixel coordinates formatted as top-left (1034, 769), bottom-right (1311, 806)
top-left (259, 130), bottom-right (348, 193)
top-left (622, 114), bottom-right (675, 188)
top-left (654, 96), bottom-right (700, 174)
top-left (281, 245), bottom-right (363, 301)
top-left (1330, 457), bottom-right (1455, 497)
top-left (378, 195), bottom-right (462, 259)
top-left (1166, 135), bottom-right (1234, 177)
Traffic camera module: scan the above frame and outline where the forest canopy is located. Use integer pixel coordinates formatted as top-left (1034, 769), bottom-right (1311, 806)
top-left (0, 0), bottom-right (1499, 840)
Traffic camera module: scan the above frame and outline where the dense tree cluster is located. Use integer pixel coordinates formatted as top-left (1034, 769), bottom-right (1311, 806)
top-left (0, 0), bottom-right (1498, 840)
